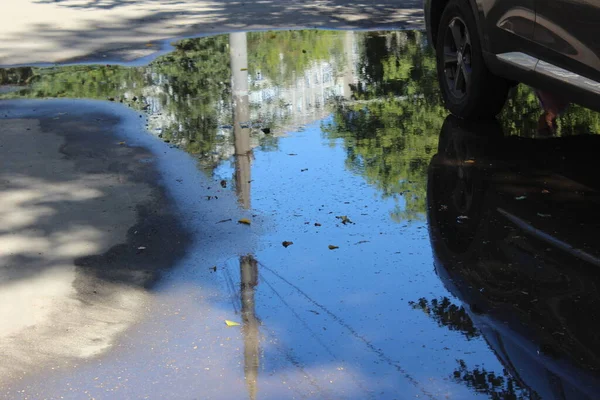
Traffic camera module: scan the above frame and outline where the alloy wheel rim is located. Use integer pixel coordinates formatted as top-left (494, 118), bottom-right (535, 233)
top-left (443, 17), bottom-right (472, 99)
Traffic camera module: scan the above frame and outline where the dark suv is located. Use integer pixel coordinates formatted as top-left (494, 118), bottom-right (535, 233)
top-left (424, 0), bottom-right (600, 118)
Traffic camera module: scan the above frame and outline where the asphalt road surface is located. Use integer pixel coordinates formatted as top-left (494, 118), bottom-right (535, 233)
top-left (0, 0), bottom-right (423, 65)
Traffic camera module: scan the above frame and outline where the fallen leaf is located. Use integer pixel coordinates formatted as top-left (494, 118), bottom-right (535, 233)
top-left (240, 68), bottom-right (248, 71)
top-left (301, 168), bottom-right (308, 172)
top-left (282, 241), bottom-right (294, 248)
top-left (238, 218), bottom-right (251, 225)
top-left (216, 218), bottom-right (232, 224)
top-left (288, 153), bottom-right (298, 156)
top-left (336, 215), bottom-right (353, 225)
top-left (464, 159), bottom-right (476, 164)
top-left (225, 320), bottom-right (240, 327)
top-left (328, 245), bottom-right (339, 250)
top-left (314, 222), bottom-right (322, 227)
top-left (220, 180), bottom-right (227, 188)
top-left (118, 141), bottom-right (126, 145)
top-left (145, 43), bottom-right (154, 47)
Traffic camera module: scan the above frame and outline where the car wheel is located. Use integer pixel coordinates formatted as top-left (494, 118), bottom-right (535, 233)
top-left (436, 0), bottom-right (510, 119)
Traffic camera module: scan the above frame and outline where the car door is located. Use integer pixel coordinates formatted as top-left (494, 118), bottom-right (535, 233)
top-left (477, 0), bottom-right (537, 56)
top-left (534, 1), bottom-right (600, 84)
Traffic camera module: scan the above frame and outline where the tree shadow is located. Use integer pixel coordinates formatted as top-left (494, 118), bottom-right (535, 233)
top-left (1, 0), bottom-right (423, 65)
top-left (0, 102), bottom-right (193, 380)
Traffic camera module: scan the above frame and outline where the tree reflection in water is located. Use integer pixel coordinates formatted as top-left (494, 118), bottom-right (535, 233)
top-left (4, 28), bottom-right (600, 399)
top-left (453, 360), bottom-right (540, 400)
top-left (408, 297), bottom-right (479, 340)
top-left (3, 31), bottom-right (600, 222)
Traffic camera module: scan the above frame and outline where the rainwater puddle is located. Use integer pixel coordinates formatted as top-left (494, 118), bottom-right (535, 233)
top-left (2, 30), bottom-right (600, 399)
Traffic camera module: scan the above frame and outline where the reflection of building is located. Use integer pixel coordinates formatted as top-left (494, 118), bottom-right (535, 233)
top-left (249, 31), bottom-right (359, 131)
top-left (124, 31), bottom-right (361, 166)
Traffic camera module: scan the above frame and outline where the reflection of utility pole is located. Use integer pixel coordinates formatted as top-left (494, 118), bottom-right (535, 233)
top-left (342, 31), bottom-right (356, 99)
top-left (230, 33), bottom-right (259, 399)
top-left (240, 255), bottom-right (260, 400)
top-left (230, 32), bottom-right (252, 210)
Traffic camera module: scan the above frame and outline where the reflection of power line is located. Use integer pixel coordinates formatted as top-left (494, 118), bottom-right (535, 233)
top-left (258, 261), bottom-right (436, 400)
top-left (260, 272), bottom-right (374, 400)
top-left (226, 256), bottom-right (332, 399)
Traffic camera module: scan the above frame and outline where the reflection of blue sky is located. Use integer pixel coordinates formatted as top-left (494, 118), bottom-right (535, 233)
top-left (6, 102), bottom-right (511, 399)
top-left (216, 120), bottom-right (506, 398)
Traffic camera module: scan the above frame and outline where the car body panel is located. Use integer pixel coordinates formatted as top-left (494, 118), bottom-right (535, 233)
top-left (477, 0), bottom-right (536, 53)
top-left (425, 0), bottom-right (600, 112)
top-left (427, 116), bottom-right (600, 399)
top-left (425, 0), bottom-right (536, 52)
top-left (534, 1), bottom-right (600, 83)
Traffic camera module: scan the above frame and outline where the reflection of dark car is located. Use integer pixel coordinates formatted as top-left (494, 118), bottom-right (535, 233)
top-left (424, 0), bottom-right (600, 118)
top-left (427, 115), bottom-right (600, 399)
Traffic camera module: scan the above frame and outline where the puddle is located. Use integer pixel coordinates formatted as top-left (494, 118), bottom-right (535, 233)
top-left (2, 30), bottom-right (600, 399)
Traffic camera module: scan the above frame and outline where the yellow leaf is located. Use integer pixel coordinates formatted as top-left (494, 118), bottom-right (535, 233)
top-left (464, 159), bottom-right (475, 164)
top-left (328, 245), bottom-right (339, 250)
top-left (225, 320), bottom-right (240, 327)
top-left (238, 218), bottom-right (251, 225)
top-left (118, 141), bottom-right (126, 145)
top-left (336, 215), bottom-right (353, 225)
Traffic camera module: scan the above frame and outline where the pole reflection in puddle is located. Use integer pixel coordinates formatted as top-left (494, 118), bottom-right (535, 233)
top-left (230, 32), bottom-right (252, 210)
top-left (230, 32), bottom-right (260, 400)
top-left (239, 254), bottom-right (260, 400)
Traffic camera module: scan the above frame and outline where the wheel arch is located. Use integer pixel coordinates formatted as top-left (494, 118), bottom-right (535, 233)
top-left (427, 0), bottom-right (487, 52)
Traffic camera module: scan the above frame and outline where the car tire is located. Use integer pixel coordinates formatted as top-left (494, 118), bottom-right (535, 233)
top-left (436, 0), bottom-right (510, 119)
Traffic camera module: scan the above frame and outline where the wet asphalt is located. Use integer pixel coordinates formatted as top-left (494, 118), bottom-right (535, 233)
top-left (2, 30), bottom-right (600, 400)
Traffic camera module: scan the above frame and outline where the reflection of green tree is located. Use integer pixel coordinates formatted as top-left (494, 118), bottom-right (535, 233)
top-left (6, 65), bottom-right (147, 100)
top-left (453, 360), bottom-right (540, 400)
top-left (151, 36), bottom-right (231, 159)
top-left (323, 31), bottom-right (445, 222)
top-left (500, 84), bottom-right (600, 137)
top-left (0, 67), bottom-right (34, 85)
top-left (1, 31), bottom-right (351, 170)
top-left (2, 36), bottom-right (233, 165)
top-left (248, 30), bottom-right (345, 86)
top-left (410, 297), bottom-right (538, 398)
top-left (354, 31), bottom-right (438, 102)
top-left (5, 29), bottom-right (600, 187)
top-left (323, 31), bottom-right (600, 223)
top-left (409, 297), bottom-right (479, 340)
